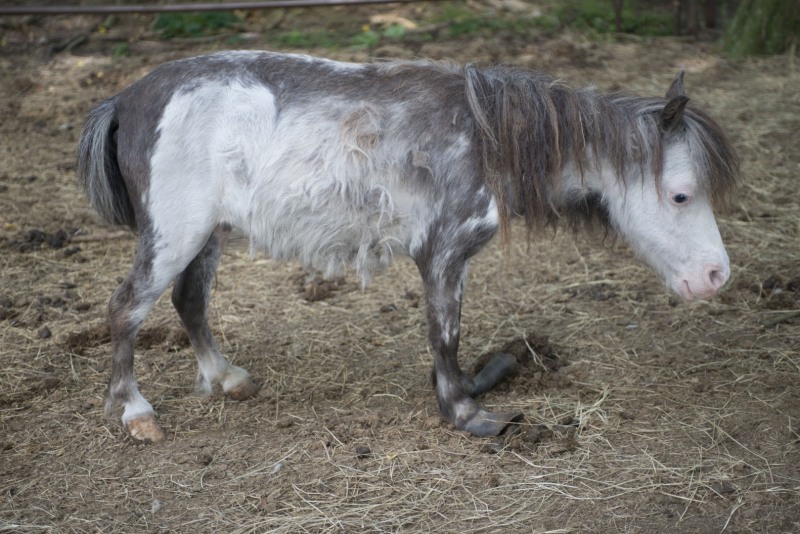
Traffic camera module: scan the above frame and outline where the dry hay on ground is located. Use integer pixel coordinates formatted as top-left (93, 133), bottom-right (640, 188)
top-left (0, 7), bottom-right (798, 533)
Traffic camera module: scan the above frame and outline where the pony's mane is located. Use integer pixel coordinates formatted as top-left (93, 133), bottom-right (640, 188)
top-left (463, 65), bottom-right (739, 240)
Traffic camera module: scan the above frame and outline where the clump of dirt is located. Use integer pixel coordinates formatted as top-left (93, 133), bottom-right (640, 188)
top-left (63, 323), bottom-right (190, 355)
top-left (744, 273), bottom-right (800, 313)
top-left (137, 324), bottom-right (191, 351)
top-left (292, 271), bottom-right (353, 302)
top-left (489, 334), bottom-right (567, 372)
top-left (3, 227), bottom-right (76, 252)
top-left (63, 324), bottom-right (111, 354)
top-left (0, 296), bottom-right (17, 321)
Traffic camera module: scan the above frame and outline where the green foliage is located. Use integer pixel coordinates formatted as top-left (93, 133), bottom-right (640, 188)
top-left (153, 11), bottom-right (240, 39)
top-left (721, 0), bottom-right (800, 56)
top-left (274, 29), bottom-right (336, 49)
top-left (382, 24), bottom-right (406, 40)
top-left (112, 42), bottom-right (130, 58)
top-left (439, 6), bottom-right (484, 36)
top-left (549, 0), bottom-right (673, 37)
top-left (264, 0), bottom-right (679, 52)
top-left (98, 15), bottom-right (117, 33)
top-left (270, 24), bottom-right (411, 50)
top-left (351, 30), bottom-right (380, 49)
top-left (433, 4), bottom-right (541, 38)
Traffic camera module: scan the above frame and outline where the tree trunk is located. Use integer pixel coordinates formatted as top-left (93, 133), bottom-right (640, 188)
top-left (704, 0), bottom-right (717, 30)
top-left (686, 0), bottom-right (700, 36)
top-left (613, 0), bottom-right (623, 33)
top-left (721, 0), bottom-right (800, 56)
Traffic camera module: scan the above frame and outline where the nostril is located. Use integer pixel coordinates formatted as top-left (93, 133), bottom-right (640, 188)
top-left (708, 269), bottom-right (728, 290)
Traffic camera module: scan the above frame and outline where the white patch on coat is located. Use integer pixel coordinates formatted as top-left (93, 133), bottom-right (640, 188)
top-left (148, 80), bottom-right (463, 287)
top-left (147, 82), bottom-right (237, 288)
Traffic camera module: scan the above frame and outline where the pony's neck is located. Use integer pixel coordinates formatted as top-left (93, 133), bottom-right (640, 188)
top-left (539, 151), bottom-right (618, 230)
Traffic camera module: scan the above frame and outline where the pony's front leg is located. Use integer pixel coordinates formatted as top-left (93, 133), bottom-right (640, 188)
top-left (422, 263), bottom-right (523, 437)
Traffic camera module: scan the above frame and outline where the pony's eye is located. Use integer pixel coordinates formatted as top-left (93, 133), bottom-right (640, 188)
top-left (672, 193), bottom-right (690, 204)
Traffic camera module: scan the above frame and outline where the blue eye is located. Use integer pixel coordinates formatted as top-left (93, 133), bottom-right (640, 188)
top-left (673, 193), bottom-right (689, 204)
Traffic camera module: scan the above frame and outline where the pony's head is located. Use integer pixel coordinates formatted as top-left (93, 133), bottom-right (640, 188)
top-left (604, 72), bottom-right (739, 300)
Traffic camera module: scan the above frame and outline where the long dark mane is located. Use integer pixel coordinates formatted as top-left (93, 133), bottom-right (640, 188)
top-left (463, 65), bottom-right (740, 240)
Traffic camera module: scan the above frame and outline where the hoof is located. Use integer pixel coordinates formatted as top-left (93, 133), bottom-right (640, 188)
top-left (469, 352), bottom-right (518, 397)
top-left (127, 414), bottom-right (167, 443)
top-left (225, 378), bottom-right (260, 401)
top-left (460, 409), bottom-right (525, 437)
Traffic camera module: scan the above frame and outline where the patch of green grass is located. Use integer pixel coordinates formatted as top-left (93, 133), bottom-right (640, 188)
top-left (432, 4), bottom-right (541, 38)
top-left (351, 30), bottom-right (380, 49)
top-left (427, 0), bottom-right (672, 40)
top-left (153, 11), bottom-right (240, 39)
top-left (382, 24), bottom-right (407, 40)
top-left (269, 25), bottom-right (406, 51)
top-left (549, 0), bottom-right (673, 37)
top-left (273, 29), bottom-right (337, 48)
top-left (112, 42), bottom-right (130, 58)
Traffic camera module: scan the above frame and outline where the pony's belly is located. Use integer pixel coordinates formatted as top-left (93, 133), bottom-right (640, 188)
top-left (224, 181), bottom-right (423, 284)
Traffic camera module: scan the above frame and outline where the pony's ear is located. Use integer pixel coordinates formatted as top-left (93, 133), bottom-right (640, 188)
top-left (659, 95), bottom-right (690, 133)
top-left (665, 71), bottom-right (686, 100)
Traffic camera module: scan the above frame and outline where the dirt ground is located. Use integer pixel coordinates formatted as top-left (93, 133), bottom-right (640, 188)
top-left (1, 3), bottom-right (798, 533)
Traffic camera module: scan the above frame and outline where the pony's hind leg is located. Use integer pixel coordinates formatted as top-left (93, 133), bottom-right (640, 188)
top-left (108, 220), bottom-right (223, 442)
top-left (106, 247), bottom-right (178, 443)
top-left (171, 225), bottom-right (260, 401)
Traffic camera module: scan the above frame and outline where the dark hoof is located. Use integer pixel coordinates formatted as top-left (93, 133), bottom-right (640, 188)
top-left (460, 409), bottom-right (525, 437)
top-left (469, 352), bottom-right (518, 397)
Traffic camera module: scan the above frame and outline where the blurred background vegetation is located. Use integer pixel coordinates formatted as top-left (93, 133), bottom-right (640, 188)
top-left (96, 0), bottom-right (797, 56)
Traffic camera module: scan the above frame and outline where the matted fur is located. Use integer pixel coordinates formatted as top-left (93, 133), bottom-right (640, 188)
top-left (464, 64), bottom-right (740, 240)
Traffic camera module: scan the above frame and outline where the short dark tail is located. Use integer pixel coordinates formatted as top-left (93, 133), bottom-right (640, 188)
top-left (77, 97), bottom-right (136, 230)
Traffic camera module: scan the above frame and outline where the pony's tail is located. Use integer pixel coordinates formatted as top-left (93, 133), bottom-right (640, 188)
top-left (77, 97), bottom-right (136, 230)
